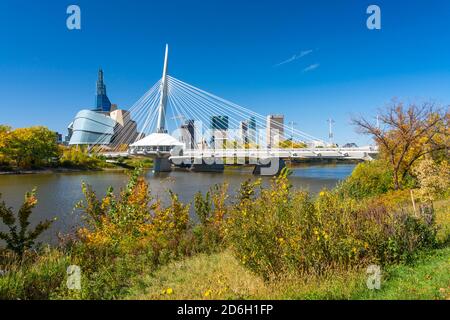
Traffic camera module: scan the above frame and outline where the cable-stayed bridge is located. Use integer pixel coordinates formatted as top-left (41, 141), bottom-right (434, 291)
top-left (97, 45), bottom-right (378, 175)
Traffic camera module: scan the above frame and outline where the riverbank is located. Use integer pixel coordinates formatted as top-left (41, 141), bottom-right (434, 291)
top-left (1, 198), bottom-right (447, 300)
top-left (0, 162), bottom-right (447, 300)
top-left (84, 198), bottom-right (450, 301)
top-left (127, 246), bottom-right (450, 300)
top-left (0, 167), bottom-right (104, 175)
top-left (0, 159), bottom-right (152, 175)
top-left (127, 199), bottom-right (449, 300)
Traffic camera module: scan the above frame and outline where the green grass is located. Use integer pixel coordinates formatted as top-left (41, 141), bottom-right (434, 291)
top-left (356, 247), bottom-right (450, 300)
top-left (127, 250), bottom-right (268, 300)
top-left (0, 249), bottom-right (69, 300)
top-left (127, 246), bottom-right (450, 300)
top-left (435, 199), bottom-right (450, 244)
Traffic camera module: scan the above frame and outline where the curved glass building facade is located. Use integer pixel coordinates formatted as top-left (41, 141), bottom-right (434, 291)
top-left (68, 110), bottom-right (116, 145)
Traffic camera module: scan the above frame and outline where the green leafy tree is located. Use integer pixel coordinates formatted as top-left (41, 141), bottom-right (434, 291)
top-left (0, 189), bottom-right (54, 256)
top-left (3, 126), bottom-right (60, 169)
top-left (0, 125), bottom-right (11, 166)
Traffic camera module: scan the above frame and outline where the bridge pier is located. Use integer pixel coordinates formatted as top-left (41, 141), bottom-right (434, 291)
top-left (253, 158), bottom-right (286, 176)
top-left (189, 159), bottom-right (225, 173)
top-left (154, 157), bottom-right (172, 173)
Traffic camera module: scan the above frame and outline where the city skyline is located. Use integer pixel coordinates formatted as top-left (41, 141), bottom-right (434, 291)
top-left (1, 1), bottom-right (450, 146)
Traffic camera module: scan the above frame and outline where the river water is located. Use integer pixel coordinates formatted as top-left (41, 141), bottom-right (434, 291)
top-left (0, 164), bottom-right (355, 244)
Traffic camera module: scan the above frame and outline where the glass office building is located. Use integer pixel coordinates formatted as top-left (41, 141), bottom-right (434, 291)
top-left (95, 69), bottom-right (112, 112)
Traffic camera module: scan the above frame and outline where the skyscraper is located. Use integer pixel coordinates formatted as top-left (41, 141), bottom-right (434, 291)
top-left (248, 116), bottom-right (256, 144)
top-left (180, 119), bottom-right (196, 149)
top-left (266, 115), bottom-right (284, 148)
top-left (239, 120), bottom-right (249, 145)
top-left (211, 116), bottom-right (229, 148)
top-left (95, 69), bottom-right (112, 112)
top-left (211, 116), bottom-right (229, 131)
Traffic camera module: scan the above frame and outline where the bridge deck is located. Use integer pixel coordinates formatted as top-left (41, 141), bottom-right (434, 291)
top-left (102, 147), bottom-right (378, 161)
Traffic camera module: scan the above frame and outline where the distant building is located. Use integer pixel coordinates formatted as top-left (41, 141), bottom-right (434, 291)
top-left (109, 109), bottom-right (139, 145)
top-left (211, 116), bottom-right (229, 148)
top-left (95, 69), bottom-right (112, 112)
top-left (248, 116), bottom-right (256, 144)
top-left (239, 120), bottom-right (249, 145)
top-left (266, 115), bottom-right (284, 148)
top-left (180, 119), bottom-right (195, 149)
top-left (55, 132), bottom-right (63, 144)
top-left (343, 143), bottom-right (358, 148)
top-left (68, 110), bottom-right (116, 145)
top-left (67, 69), bottom-right (139, 146)
top-left (307, 140), bottom-right (327, 148)
top-left (211, 116), bottom-right (229, 131)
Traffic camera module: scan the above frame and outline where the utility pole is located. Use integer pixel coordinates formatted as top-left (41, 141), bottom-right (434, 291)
top-left (288, 121), bottom-right (297, 149)
top-left (327, 118), bottom-right (335, 147)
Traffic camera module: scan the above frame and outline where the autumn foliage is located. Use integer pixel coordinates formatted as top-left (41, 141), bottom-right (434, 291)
top-left (353, 102), bottom-right (448, 189)
top-left (0, 125), bottom-right (59, 169)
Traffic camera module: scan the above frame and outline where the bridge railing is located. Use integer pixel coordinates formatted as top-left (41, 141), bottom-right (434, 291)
top-left (181, 146), bottom-right (378, 155)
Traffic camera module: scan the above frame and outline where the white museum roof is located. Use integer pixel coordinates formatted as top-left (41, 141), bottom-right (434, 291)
top-left (130, 133), bottom-right (184, 147)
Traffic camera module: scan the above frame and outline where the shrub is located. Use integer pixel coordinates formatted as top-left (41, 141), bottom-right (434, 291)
top-left (59, 147), bottom-right (106, 169)
top-left (73, 167), bottom-right (191, 288)
top-left (17, 167), bottom-right (191, 299)
top-left (412, 158), bottom-right (450, 202)
top-left (192, 183), bottom-right (229, 253)
top-left (0, 189), bottom-right (54, 256)
top-left (338, 160), bottom-right (394, 199)
top-left (227, 173), bottom-right (438, 280)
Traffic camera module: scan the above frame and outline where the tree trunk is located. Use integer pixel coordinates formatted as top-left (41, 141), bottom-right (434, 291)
top-left (393, 170), bottom-right (400, 190)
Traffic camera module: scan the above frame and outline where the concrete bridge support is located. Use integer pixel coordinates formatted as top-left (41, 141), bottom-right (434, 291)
top-left (189, 159), bottom-right (225, 173)
top-left (253, 158), bottom-right (286, 176)
top-left (154, 157), bottom-right (172, 173)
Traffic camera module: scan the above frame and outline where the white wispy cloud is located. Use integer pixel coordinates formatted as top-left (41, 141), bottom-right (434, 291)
top-left (274, 49), bottom-right (314, 67)
top-left (303, 63), bottom-right (320, 73)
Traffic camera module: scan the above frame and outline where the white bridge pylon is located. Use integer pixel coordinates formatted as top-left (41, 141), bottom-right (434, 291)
top-left (97, 45), bottom-right (378, 169)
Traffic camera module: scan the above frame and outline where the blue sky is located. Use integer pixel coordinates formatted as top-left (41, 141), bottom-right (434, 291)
top-left (0, 0), bottom-right (450, 145)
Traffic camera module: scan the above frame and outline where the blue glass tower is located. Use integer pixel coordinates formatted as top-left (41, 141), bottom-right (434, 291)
top-left (210, 116), bottom-right (229, 130)
top-left (95, 69), bottom-right (112, 112)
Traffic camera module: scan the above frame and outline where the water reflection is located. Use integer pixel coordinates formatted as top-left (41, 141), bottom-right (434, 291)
top-left (0, 164), bottom-right (354, 243)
